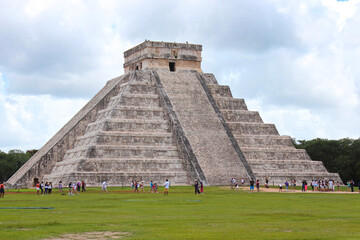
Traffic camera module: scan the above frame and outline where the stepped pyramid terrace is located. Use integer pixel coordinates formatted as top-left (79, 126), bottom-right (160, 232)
top-left (7, 40), bottom-right (342, 187)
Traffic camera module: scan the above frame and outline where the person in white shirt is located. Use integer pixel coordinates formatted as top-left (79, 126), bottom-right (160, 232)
top-left (164, 179), bottom-right (170, 196)
top-left (102, 181), bottom-right (107, 193)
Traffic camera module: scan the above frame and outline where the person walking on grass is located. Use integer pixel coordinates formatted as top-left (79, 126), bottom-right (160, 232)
top-left (36, 182), bottom-right (40, 195)
top-left (102, 180), bottom-right (108, 193)
top-left (350, 180), bottom-right (354, 192)
top-left (249, 178), bottom-right (254, 193)
top-left (0, 182), bottom-right (5, 198)
top-left (150, 181), bottom-right (153, 193)
top-left (68, 182), bottom-right (73, 195)
top-left (58, 181), bottom-right (63, 192)
top-left (200, 181), bottom-right (204, 194)
top-left (81, 181), bottom-right (86, 192)
top-left (256, 179), bottom-right (260, 192)
top-left (194, 180), bottom-right (200, 194)
top-left (164, 179), bottom-right (170, 196)
top-left (285, 180), bottom-right (289, 191)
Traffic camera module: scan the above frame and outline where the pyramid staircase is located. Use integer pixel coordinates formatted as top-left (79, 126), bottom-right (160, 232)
top-left (43, 71), bottom-right (191, 186)
top-left (204, 73), bottom-right (342, 184)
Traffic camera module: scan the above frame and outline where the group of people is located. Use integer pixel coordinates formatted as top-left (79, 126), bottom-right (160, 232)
top-left (35, 181), bottom-right (53, 195)
top-left (67, 181), bottom-right (87, 195)
top-left (230, 177), bottom-right (246, 189)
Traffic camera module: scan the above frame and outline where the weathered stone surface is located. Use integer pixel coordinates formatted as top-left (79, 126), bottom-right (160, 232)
top-left (156, 70), bottom-right (249, 185)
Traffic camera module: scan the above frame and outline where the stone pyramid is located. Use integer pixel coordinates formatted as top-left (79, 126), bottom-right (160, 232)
top-left (7, 41), bottom-right (342, 187)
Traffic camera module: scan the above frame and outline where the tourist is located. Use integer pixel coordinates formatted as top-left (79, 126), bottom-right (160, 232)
top-left (135, 181), bottom-right (138, 193)
top-left (358, 180), bottom-right (360, 194)
top-left (265, 177), bottom-right (269, 188)
top-left (249, 178), bottom-right (254, 193)
top-left (194, 180), bottom-right (200, 194)
top-left (0, 182), bottom-right (5, 198)
top-left (241, 178), bottom-right (245, 186)
top-left (154, 182), bottom-right (158, 193)
top-left (131, 180), bottom-right (135, 192)
top-left (36, 182), bottom-right (40, 195)
top-left (230, 178), bottom-right (234, 189)
top-left (40, 181), bottom-right (44, 195)
top-left (279, 184), bottom-right (282, 192)
top-left (350, 180), bottom-right (354, 192)
top-left (285, 180), bottom-right (289, 191)
top-left (256, 179), bottom-right (260, 192)
top-left (311, 180), bottom-right (314, 191)
top-left (44, 182), bottom-right (49, 195)
top-left (293, 179), bottom-right (297, 189)
top-left (58, 181), bottom-right (63, 192)
top-left (68, 182), bottom-right (73, 195)
top-left (81, 181), bottom-right (86, 192)
top-left (140, 181), bottom-right (144, 192)
top-left (73, 182), bottom-right (77, 195)
top-left (102, 180), bottom-right (108, 193)
top-left (48, 182), bottom-right (52, 194)
top-left (347, 181), bottom-right (350, 191)
top-left (77, 181), bottom-right (81, 194)
top-left (200, 181), bottom-right (204, 193)
top-left (164, 179), bottom-right (170, 196)
top-left (329, 180), bottom-right (334, 191)
top-left (150, 181), bottom-right (154, 193)
top-left (337, 181), bottom-right (340, 191)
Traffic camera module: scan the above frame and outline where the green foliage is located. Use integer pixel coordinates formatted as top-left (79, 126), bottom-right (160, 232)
top-left (0, 187), bottom-right (360, 239)
top-left (0, 149), bottom-right (36, 182)
top-left (294, 138), bottom-right (360, 183)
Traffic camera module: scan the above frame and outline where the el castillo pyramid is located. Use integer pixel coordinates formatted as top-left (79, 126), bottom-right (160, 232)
top-left (7, 40), bottom-right (342, 187)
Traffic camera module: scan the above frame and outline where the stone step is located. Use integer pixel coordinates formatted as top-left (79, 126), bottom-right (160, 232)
top-left (248, 160), bottom-right (327, 172)
top-left (96, 106), bottom-right (165, 121)
top-left (242, 148), bottom-right (310, 160)
top-left (235, 135), bottom-right (294, 148)
top-left (43, 171), bottom-right (190, 186)
top-left (53, 158), bottom-right (186, 172)
top-left (119, 82), bottom-right (158, 94)
top-left (63, 145), bottom-right (180, 160)
top-left (215, 97), bottom-right (248, 110)
top-left (86, 119), bottom-right (169, 133)
top-left (221, 110), bottom-right (263, 123)
top-left (75, 131), bottom-right (174, 147)
top-left (203, 73), bottom-right (218, 85)
top-left (108, 93), bottom-right (160, 108)
top-left (207, 84), bottom-right (232, 97)
top-left (228, 122), bottom-right (279, 135)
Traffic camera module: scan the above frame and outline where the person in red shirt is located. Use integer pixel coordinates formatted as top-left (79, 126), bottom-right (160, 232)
top-left (36, 182), bottom-right (40, 195)
top-left (0, 182), bottom-right (5, 198)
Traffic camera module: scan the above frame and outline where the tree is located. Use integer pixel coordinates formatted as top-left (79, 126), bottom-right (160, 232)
top-left (294, 138), bottom-right (360, 183)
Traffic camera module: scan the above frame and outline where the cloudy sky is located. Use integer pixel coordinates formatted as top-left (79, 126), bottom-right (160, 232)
top-left (0, 0), bottom-right (359, 152)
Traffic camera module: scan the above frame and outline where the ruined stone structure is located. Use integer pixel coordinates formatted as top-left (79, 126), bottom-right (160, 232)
top-left (7, 40), bottom-right (342, 187)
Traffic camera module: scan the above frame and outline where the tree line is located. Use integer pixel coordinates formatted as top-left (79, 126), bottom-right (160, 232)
top-left (294, 138), bottom-right (360, 184)
top-left (0, 138), bottom-right (359, 184)
top-left (0, 149), bottom-right (37, 182)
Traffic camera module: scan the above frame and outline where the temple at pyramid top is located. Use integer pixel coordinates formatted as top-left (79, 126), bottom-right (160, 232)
top-left (123, 40), bottom-right (202, 73)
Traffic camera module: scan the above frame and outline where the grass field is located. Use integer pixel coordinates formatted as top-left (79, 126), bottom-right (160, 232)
top-left (1, 186), bottom-right (360, 240)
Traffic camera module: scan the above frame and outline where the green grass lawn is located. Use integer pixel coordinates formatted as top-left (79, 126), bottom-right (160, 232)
top-left (1, 186), bottom-right (359, 240)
